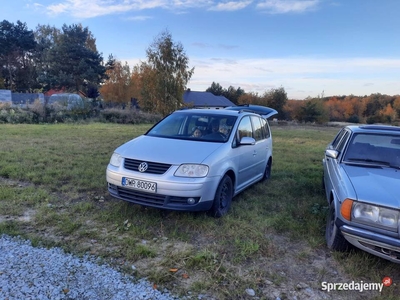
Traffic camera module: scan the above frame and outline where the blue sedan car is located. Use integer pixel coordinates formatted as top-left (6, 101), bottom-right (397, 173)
top-left (323, 125), bottom-right (400, 263)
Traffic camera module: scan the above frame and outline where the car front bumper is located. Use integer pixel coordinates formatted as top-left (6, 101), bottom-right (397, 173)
top-left (340, 225), bottom-right (400, 263)
top-left (106, 167), bottom-right (221, 212)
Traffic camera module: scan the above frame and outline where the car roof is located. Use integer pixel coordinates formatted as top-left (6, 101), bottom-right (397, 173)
top-left (174, 108), bottom-right (239, 117)
top-left (347, 124), bottom-right (400, 134)
top-left (176, 105), bottom-right (278, 118)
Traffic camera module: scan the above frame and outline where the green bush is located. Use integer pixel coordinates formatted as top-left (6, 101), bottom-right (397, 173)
top-left (0, 107), bottom-right (36, 124)
top-left (0, 102), bottom-right (161, 125)
top-left (99, 108), bottom-right (162, 124)
top-left (346, 115), bottom-right (360, 123)
top-left (366, 115), bottom-right (381, 124)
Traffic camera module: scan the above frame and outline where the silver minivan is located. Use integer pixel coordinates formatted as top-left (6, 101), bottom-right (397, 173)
top-left (106, 105), bottom-right (277, 217)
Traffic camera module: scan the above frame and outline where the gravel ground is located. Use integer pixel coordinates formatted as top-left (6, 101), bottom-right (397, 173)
top-left (0, 234), bottom-right (178, 300)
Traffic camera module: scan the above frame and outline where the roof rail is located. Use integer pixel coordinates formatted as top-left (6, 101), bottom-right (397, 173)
top-left (225, 104), bottom-right (278, 118)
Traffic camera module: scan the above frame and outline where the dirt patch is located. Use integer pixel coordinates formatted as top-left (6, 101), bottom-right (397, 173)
top-left (0, 209), bottom-right (36, 223)
top-left (255, 235), bottom-right (372, 300)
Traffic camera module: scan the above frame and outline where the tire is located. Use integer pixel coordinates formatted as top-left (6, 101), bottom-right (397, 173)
top-left (261, 158), bottom-right (272, 181)
top-left (325, 200), bottom-right (350, 252)
top-left (209, 175), bottom-right (233, 218)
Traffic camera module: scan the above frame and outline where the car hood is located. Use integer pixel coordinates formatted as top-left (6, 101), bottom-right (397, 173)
top-left (115, 135), bottom-right (223, 164)
top-left (343, 164), bottom-right (400, 208)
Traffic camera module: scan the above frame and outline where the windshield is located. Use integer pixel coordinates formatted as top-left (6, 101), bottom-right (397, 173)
top-left (344, 133), bottom-right (400, 168)
top-left (146, 112), bottom-right (237, 143)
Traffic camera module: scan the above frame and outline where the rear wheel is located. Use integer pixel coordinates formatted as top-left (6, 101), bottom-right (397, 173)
top-left (325, 200), bottom-right (350, 251)
top-left (261, 158), bottom-right (272, 181)
top-left (209, 175), bottom-right (233, 218)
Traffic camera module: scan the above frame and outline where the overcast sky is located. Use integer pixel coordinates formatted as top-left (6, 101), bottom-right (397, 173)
top-left (2, 0), bottom-right (400, 99)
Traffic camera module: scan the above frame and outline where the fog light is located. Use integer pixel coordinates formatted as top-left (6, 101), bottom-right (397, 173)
top-left (187, 197), bottom-right (196, 205)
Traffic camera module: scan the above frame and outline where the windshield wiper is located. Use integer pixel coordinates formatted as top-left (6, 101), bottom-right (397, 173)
top-left (388, 164), bottom-right (400, 170)
top-left (345, 158), bottom-right (391, 167)
top-left (346, 158), bottom-right (400, 170)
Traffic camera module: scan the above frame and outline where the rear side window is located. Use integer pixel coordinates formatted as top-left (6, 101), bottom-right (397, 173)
top-left (251, 116), bottom-right (265, 141)
top-left (331, 128), bottom-right (347, 149)
top-left (262, 118), bottom-right (271, 138)
top-left (336, 131), bottom-right (350, 152)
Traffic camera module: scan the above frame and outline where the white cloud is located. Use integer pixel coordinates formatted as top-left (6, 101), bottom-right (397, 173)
top-left (256, 0), bottom-right (320, 14)
top-left (43, 0), bottom-right (322, 18)
top-left (209, 1), bottom-right (253, 11)
top-left (32, 2), bottom-right (45, 9)
top-left (44, 0), bottom-right (217, 18)
top-left (46, 0), bottom-right (169, 18)
top-left (44, 0), bottom-right (258, 18)
top-left (124, 15), bottom-right (153, 21)
top-left (172, 0), bottom-right (214, 9)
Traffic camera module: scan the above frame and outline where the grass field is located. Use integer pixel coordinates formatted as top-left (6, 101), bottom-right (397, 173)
top-left (0, 123), bottom-right (399, 299)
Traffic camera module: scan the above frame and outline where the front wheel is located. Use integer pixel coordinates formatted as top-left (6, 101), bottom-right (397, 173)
top-left (209, 175), bottom-right (233, 218)
top-left (325, 201), bottom-right (350, 251)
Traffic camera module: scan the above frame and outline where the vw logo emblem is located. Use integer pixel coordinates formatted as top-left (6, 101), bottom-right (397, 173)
top-left (138, 162), bottom-right (148, 172)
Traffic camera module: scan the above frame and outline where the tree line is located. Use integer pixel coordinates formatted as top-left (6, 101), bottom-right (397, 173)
top-left (0, 20), bottom-right (194, 116)
top-left (202, 83), bottom-right (400, 124)
top-left (233, 91), bottom-right (400, 124)
top-left (1, 19), bottom-right (399, 124)
top-left (100, 30), bottom-right (194, 116)
top-left (0, 20), bottom-right (106, 97)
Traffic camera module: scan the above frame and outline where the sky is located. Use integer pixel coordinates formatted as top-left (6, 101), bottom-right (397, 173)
top-left (2, 0), bottom-right (400, 100)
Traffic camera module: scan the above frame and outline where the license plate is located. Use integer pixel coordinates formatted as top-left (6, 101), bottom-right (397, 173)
top-left (122, 177), bottom-right (157, 193)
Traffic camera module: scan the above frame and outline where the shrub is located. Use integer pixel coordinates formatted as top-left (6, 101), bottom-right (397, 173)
top-left (99, 108), bottom-right (162, 124)
top-left (0, 107), bottom-right (36, 124)
top-left (0, 102), bottom-right (161, 125)
top-left (346, 115), bottom-right (360, 123)
top-left (366, 115), bottom-right (382, 124)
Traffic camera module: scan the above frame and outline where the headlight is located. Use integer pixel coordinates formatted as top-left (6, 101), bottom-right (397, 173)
top-left (109, 153), bottom-right (122, 167)
top-left (174, 164), bottom-right (209, 177)
top-left (352, 202), bottom-right (399, 230)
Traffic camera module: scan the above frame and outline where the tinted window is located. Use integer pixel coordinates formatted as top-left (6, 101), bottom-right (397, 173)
top-left (351, 133), bottom-right (400, 149)
top-left (331, 129), bottom-right (347, 149)
top-left (336, 131), bottom-right (350, 152)
top-left (261, 118), bottom-right (271, 138)
top-left (251, 116), bottom-right (265, 141)
top-left (147, 112), bottom-right (237, 143)
top-left (344, 133), bottom-right (400, 166)
top-left (237, 116), bottom-right (253, 140)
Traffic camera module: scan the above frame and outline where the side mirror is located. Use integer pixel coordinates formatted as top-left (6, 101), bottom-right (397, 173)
top-left (240, 137), bottom-right (256, 145)
top-left (325, 149), bottom-right (339, 159)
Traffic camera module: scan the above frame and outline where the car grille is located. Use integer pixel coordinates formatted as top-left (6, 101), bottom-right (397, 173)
top-left (112, 185), bottom-right (193, 207)
top-left (124, 159), bottom-right (171, 174)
